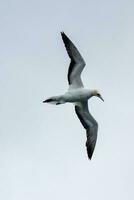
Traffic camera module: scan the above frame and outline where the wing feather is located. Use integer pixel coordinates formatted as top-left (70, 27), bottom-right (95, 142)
top-left (75, 102), bottom-right (98, 160)
top-left (61, 32), bottom-right (86, 88)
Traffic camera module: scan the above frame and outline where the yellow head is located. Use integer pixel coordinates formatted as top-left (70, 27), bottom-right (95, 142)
top-left (92, 89), bottom-right (104, 102)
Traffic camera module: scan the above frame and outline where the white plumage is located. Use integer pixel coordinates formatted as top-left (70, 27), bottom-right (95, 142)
top-left (43, 32), bottom-right (104, 159)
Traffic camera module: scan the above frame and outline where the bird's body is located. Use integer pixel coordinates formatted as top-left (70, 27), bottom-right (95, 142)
top-left (43, 32), bottom-right (104, 159)
top-left (46, 88), bottom-right (91, 104)
top-left (65, 88), bottom-right (92, 102)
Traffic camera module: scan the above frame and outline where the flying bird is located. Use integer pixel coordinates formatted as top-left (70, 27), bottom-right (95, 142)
top-left (43, 32), bottom-right (104, 159)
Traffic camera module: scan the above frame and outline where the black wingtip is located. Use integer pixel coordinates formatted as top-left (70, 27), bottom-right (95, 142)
top-left (61, 31), bottom-right (68, 41)
top-left (88, 154), bottom-right (92, 160)
top-left (86, 146), bottom-right (94, 160)
top-left (60, 31), bottom-right (65, 35)
top-left (87, 152), bottom-right (93, 160)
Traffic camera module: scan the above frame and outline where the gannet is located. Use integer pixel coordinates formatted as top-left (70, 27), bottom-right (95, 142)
top-left (43, 32), bottom-right (104, 160)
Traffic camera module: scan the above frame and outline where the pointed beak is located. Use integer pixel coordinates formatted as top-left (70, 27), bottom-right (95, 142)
top-left (99, 95), bottom-right (104, 102)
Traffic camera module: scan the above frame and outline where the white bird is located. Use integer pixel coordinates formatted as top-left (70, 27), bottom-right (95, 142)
top-left (43, 32), bottom-right (104, 160)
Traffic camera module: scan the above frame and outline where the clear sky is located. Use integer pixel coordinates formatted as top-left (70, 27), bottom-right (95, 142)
top-left (0, 0), bottom-right (134, 199)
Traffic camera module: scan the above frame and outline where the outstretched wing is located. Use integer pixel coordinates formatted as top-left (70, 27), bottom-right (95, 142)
top-left (75, 101), bottom-right (98, 160)
top-left (61, 32), bottom-right (86, 89)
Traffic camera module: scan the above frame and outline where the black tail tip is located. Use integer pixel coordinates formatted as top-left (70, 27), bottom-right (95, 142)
top-left (43, 98), bottom-right (53, 103)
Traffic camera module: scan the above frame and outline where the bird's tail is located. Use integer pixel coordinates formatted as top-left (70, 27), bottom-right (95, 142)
top-left (43, 96), bottom-right (64, 105)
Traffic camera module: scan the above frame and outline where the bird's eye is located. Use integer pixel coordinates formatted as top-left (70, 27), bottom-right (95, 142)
top-left (97, 93), bottom-right (100, 96)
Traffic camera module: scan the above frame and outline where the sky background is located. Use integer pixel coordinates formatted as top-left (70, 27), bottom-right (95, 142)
top-left (0, 0), bottom-right (134, 199)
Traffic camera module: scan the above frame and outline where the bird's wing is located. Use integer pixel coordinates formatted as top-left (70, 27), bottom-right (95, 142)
top-left (61, 32), bottom-right (86, 89)
top-left (75, 101), bottom-right (98, 159)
